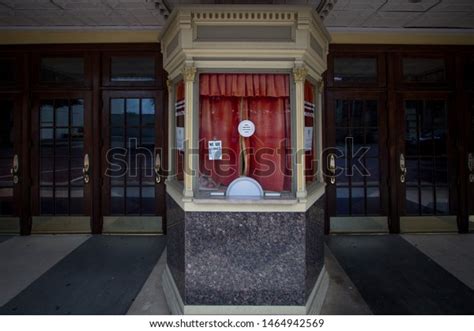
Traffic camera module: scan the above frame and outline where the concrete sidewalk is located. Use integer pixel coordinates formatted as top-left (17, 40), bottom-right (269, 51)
top-left (0, 234), bottom-right (472, 314)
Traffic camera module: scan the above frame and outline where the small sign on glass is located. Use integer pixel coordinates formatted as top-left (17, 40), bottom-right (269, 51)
top-left (208, 140), bottom-right (222, 160)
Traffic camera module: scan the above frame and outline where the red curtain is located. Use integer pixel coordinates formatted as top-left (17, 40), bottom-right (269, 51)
top-left (200, 74), bottom-right (291, 191)
top-left (304, 80), bottom-right (316, 182)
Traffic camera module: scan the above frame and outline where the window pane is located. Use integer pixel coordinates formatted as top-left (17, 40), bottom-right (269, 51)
top-left (40, 57), bottom-right (85, 83)
top-left (55, 100), bottom-right (69, 127)
top-left (111, 187), bottom-right (124, 215)
top-left (71, 99), bottom-right (84, 127)
top-left (40, 101), bottom-right (54, 127)
top-left (110, 57), bottom-right (155, 82)
top-left (0, 58), bottom-right (16, 84)
top-left (142, 98), bottom-right (155, 127)
top-left (126, 99), bottom-right (140, 126)
top-left (334, 57), bottom-right (377, 84)
top-left (403, 58), bottom-right (445, 83)
top-left (0, 100), bottom-right (14, 157)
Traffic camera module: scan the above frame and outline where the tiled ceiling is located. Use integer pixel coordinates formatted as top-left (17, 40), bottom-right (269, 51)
top-left (0, 0), bottom-right (472, 29)
top-left (324, 0), bottom-right (474, 29)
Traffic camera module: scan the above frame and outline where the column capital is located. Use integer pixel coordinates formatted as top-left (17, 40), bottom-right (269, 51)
top-left (182, 65), bottom-right (197, 82)
top-left (292, 65), bottom-right (308, 82)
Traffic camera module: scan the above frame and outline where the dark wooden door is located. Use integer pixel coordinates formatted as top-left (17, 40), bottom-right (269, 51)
top-left (468, 95), bottom-right (474, 231)
top-left (395, 92), bottom-right (459, 232)
top-left (0, 95), bottom-right (22, 233)
top-left (31, 92), bottom-right (93, 233)
top-left (101, 91), bottom-right (165, 233)
top-left (326, 91), bottom-right (389, 233)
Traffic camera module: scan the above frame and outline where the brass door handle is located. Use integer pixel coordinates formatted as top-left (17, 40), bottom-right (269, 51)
top-left (154, 154), bottom-right (161, 184)
top-left (10, 154), bottom-right (19, 184)
top-left (83, 154), bottom-right (90, 184)
top-left (328, 153), bottom-right (336, 185)
top-left (400, 153), bottom-right (407, 183)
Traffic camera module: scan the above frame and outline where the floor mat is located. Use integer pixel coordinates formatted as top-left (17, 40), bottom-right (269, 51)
top-left (326, 235), bottom-right (474, 314)
top-left (0, 236), bottom-right (14, 244)
top-left (0, 235), bottom-right (166, 315)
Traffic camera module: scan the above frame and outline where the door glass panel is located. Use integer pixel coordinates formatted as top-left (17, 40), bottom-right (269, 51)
top-left (40, 57), bottom-right (85, 83)
top-left (334, 99), bottom-right (382, 217)
top-left (110, 57), bottom-right (155, 82)
top-left (404, 99), bottom-right (451, 216)
top-left (0, 100), bottom-right (15, 215)
top-left (333, 57), bottom-right (377, 84)
top-left (402, 58), bottom-right (446, 83)
top-left (39, 98), bottom-right (85, 215)
top-left (108, 97), bottom-right (156, 216)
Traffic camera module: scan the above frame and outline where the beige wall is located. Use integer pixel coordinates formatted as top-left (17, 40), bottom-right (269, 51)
top-left (0, 29), bottom-right (473, 45)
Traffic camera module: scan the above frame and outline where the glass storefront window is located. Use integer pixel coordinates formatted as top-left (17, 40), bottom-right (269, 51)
top-left (333, 57), bottom-right (377, 84)
top-left (110, 56), bottom-right (155, 82)
top-left (402, 57), bottom-right (446, 83)
top-left (175, 80), bottom-right (185, 182)
top-left (198, 73), bottom-right (292, 195)
top-left (304, 80), bottom-right (317, 183)
top-left (40, 57), bottom-right (85, 83)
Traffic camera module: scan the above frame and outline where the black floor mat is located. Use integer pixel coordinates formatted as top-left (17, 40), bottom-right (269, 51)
top-left (0, 235), bottom-right (166, 315)
top-left (326, 235), bottom-right (474, 314)
top-left (0, 236), bottom-right (14, 244)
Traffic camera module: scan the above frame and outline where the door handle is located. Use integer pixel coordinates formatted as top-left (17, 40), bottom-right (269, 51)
top-left (10, 154), bottom-right (19, 184)
top-left (83, 154), bottom-right (90, 184)
top-left (328, 153), bottom-right (336, 185)
top-left (154, 154), bottom-right (161, 184)
top-left (400, 153), bottom-right (407, 183)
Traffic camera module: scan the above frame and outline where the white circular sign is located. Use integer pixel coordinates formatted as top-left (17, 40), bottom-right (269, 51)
top-left (238, 120), bottom-right (255, 137)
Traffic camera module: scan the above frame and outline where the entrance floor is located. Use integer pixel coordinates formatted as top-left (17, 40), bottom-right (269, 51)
top-left (0, 234), bottom-right (472, 315)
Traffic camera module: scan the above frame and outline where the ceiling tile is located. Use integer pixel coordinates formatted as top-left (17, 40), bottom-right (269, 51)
top-left (324, 9), bottom-right (373, 27)
top-left (380, 0), bottom-right (440, 12)
top-left (362, 11), bottom-right (423, 28)
top-left (405, 10), bottom-right (474, 28)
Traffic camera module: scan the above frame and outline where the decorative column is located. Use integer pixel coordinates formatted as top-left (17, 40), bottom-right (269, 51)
top-left (181, 64), bottom-right (196, 198)
top-left (166, 79), bottom-right (175, 176)
top-left (293, 65), bottom-right (308, 199)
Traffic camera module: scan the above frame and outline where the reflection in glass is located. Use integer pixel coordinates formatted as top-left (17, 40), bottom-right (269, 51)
top-left (40, 57), bottom-right (84, 83)
top-left (403, 58), bottom-right (445, 83)
top-left (142, 99), bottom-right (155, 127)
top-left (366, 187), bottom-right (380, 215)
top-left (55, 187), bottom-right (68, 214)
top-left (336, 187), bottom-right (349, 215)
top-left (126, 99), bottom-right (140, 126)
top-left (111, 99), bottom-right (124, 127)
top-left (40, 101), bottom-right (54, 127)
top-left (127, 187), bottom-right (140, 214)
top-left (111, 57), bottom-right (155, 82)
top-left (71, 100), bottom-right (84, 127)
top-left (334, 57), bottom-right (377, 84)
top-left (351, 187), bottom-right (364, 214)
top-left (142, 187), bottom-right (155, 215)
top-left (111, 187), bottom-right (124, 214)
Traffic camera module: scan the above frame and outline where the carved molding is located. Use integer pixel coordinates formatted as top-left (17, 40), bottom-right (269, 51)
top-left (293, 66), bottom-right (308, 82)
top-left (182, 65), bottom-right (197, 82)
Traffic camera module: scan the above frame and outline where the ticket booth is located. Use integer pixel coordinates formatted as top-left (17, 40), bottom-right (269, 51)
top-left (160, 5), bottom-right (330, 314)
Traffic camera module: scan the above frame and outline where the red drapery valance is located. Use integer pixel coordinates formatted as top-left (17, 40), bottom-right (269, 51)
top-left (200, 74), bottom-right (289, 98)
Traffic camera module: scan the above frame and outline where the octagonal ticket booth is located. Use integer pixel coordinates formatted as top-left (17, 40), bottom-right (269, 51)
top-left (160, 5), bottom-right (330, 314)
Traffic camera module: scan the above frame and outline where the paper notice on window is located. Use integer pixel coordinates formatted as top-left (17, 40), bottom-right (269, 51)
top-left (208, 140), bottom-right (222, 160)
top-left (176, 127), bottom-right (185, 151)
top-left (304, 127), bottom-right (313, 151)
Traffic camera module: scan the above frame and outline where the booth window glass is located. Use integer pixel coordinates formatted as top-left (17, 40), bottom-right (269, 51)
top-left (333, 57), bottom-right (377, 84)
top-left (175, 80), bottom-right (185, 182)
top-left (304, 80), bottom-right (317, 183)
top-left (199, 73), bottom-right (292, 195)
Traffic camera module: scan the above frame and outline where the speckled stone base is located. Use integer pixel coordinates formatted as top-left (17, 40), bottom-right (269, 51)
top-left (165, 194), bottom-right (325, 309)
